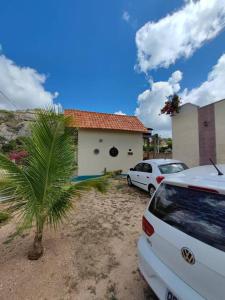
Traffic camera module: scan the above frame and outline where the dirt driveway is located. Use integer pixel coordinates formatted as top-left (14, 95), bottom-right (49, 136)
top-left (0, 178), bottom-right (157, 300)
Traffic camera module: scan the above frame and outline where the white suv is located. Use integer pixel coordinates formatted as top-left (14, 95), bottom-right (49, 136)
top-left (127, 159), bottom-right (188, 197)
top-left (138, 165), bottom-right (225, 300)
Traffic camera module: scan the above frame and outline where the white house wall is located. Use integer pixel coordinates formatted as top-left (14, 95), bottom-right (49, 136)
top-left (78, 129), bottom-right (143, 176)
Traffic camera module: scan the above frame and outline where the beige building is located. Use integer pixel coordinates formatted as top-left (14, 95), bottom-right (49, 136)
top-left (64, 110), bottom-right (148, 177)
top-left (172, 99), bottom-right (225, 167)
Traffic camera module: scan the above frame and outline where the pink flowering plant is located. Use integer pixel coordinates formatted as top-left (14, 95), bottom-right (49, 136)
top-left (160, 94), bottom-right (181, 116)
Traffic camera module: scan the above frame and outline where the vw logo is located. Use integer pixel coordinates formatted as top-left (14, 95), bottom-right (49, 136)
top-left (181, 247), bottom-right (195, 265)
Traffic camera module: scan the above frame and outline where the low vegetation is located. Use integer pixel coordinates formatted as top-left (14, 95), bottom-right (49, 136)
top-left (0, 211), bottom-right (10, 223)
top-left (0, 109), bottom-right (14, 123)
top-left (1, 136), bottom-right (27, 154)
top-left (0, 110), bottom-right (34, 154)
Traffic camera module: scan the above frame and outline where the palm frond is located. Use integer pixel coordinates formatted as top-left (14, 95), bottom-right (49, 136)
top-left (45, 175), bottom-right (109, 228)
top-left (22, 110), bottom-right (75, 201)
top-left (0, 154), bottom-right (36, 208)
top-left (70, 176), bottom-right (109, 197)
top-left (46, 188), bottom-right (74, 228)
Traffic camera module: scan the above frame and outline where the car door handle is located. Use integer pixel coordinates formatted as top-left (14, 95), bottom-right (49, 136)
top-left (137, 174), bottom-right (140, 177)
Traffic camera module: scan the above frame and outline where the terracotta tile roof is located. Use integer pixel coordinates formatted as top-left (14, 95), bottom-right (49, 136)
top-left (64, 109), bottom-right (148, 133)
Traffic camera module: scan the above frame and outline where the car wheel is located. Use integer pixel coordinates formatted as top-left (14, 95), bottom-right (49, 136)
top-left (149, 186), bottom-right (156, 197)
top-left (127, 176), bottom-right (133, 186)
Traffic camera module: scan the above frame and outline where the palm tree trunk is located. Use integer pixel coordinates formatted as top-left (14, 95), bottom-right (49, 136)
top-left (28, 225), bottom-right (44, 260)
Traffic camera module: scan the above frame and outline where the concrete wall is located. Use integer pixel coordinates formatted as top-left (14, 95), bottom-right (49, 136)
top-left (198, 104), bottom-right (216, 165)
top-left (215, 100), bottom-right (225, 164)
top-left (77, 129), bottom-right (143, 176)
top-left (172, 103), bottom-right (200, 167)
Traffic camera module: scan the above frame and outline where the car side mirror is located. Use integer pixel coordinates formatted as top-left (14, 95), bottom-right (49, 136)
top-left (130, 168), bottom-right (135, 171)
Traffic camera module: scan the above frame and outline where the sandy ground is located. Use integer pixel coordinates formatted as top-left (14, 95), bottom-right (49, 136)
top-left (0, 178), bottom-right (158, 300)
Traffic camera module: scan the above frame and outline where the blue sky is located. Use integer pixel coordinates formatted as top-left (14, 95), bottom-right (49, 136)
top-left (0, 0), bottom-right (225, 136)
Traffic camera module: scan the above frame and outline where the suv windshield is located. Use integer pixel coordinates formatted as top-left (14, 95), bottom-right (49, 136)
top-left (159, 163), bottom-right (188, 174)
top-left (149, 183), bottom-right (225, 252)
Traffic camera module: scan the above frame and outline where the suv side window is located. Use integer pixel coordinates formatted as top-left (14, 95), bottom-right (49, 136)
top-left (134, 163), bottom-right (144, 172)
top-left (143, 163), bottom-right (152, 173)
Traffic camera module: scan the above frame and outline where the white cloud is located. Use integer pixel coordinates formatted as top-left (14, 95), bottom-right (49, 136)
top-left (136, 53), bottom-right (225, 137)
top-left (122, 11), bottom-right (130, 22)
top-left (114, 110), bottom-right (126, 115)
top-left (136, 0), bottom-right (225, 72)
top-left (182, 53), bottom-right (225, 106)
top-left (135, 71), bottom-right (183, 137)
top-left (0, 54), bottom-right (58, 110)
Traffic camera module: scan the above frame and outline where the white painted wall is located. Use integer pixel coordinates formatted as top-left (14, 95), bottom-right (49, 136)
top-left (78, 129), bottom-right (143, 176)
top-left (215, 100), bottom-right (225, 164)
top-left (172, 103), bottom-right (200, 167)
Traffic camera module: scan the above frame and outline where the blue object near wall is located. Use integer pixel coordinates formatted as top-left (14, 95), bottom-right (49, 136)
top-left (72, 174), bottom-right (128, 182)
top-left (72, 175), bottom-right (102, 182)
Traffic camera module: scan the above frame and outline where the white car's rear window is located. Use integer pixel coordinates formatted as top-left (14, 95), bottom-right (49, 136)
top-left (149, 183), bottom-right (225, 252)
top-left (158, 163), bottom-right (188, 174)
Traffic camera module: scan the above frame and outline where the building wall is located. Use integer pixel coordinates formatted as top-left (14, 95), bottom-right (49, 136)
top-left (215, 100), bottom-right (225, 164)
top-left (77, 129), bottom-right (143, 176)
top-left (172, 103), bottom-right (200, 167)
top-left (198, 104), bottom-right (216, 165)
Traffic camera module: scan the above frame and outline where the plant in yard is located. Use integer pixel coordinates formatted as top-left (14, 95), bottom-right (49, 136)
top-left (0, 211), bottom-right (10, 223)
top-left (1, 139), bottom-right (17, 154)
top-left (1, 136), bottom-right (28, 155)
top-left (0, 109), bottom-right (108, 260)
top-left (9, 150), bottom-right (28, 164)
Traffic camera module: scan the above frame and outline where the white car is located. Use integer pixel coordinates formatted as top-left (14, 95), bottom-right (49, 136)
top-left (138, 164), bottom-right (225, 300)
top-left (127, 159), bottom-right (188, 197)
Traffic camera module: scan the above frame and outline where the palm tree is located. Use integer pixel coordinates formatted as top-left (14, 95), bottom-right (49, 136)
top-left (0, 109), bottom-right (108, 260)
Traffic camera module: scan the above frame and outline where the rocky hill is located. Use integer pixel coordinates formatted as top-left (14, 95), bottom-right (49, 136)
top-left (0, 110), bottom-right (36, 152)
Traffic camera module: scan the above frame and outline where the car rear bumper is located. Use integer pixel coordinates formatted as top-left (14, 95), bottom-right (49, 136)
top-left (137, 235), bottom-right (205, 300)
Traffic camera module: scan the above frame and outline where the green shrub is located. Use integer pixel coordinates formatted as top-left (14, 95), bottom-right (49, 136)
top-left (104, 169), bottom-right (122, 178)
top-left (1, 137), bottom-right (27, 154)
top-left (143, 145), bottom-right (154, 152)
top-left (0, 136), bottom-right (7, 143)
top-left (2, 140), bottom-right (17, 153)
top-left (0, 109), bottom-right (14, 117)
top-left (0, 211), bottom-right (10, 223)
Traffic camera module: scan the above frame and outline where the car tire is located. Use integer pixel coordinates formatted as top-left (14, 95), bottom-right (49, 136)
top-left (148, 185), bottom-right (156, 197)
top-left (127, 176), bottom-right (133, 186)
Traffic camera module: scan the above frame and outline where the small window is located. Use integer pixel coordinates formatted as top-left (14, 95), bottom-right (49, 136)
top-left (94, 149), bottom-right (100, 155)
top-left (143, 163), bottom-right (152, 173)
top-left (109, 147), bottom-right (119, 157)
top-left (134, 163), bottom-right (144, 172)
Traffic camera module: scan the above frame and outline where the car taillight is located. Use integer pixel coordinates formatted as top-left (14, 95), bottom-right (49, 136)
top-left (142, 216), bottom-right (154, 236)
top-left (156, 176), bottom-right (165, 184)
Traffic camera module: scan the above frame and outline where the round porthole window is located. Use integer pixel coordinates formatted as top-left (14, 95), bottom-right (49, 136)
top-left (109, 147), bottom-right (119, 157)
top-left (94, 148), bottom-right (100, 155)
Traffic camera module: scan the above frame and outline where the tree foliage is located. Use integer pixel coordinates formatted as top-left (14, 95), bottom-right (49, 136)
top-left (161, 94), bottom-right (181, 116)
